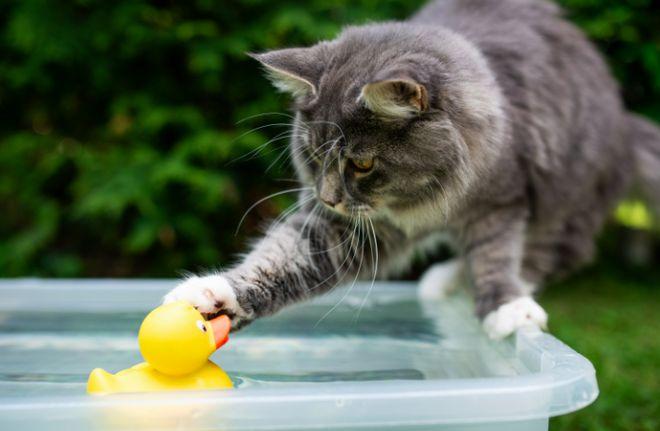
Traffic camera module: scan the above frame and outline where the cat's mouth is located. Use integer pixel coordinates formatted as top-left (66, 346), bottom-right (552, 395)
top-left (314, 190), bottom-right (377, 218)
top-left (349, 204), bottom-right (373, 215)
top-left (333, 202), bottom-right (374, 217)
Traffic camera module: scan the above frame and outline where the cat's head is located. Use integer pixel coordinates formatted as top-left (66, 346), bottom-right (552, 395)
top-left (252, 23), bottom-right (505, 225)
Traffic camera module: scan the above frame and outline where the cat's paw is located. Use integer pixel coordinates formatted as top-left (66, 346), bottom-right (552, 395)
top-left (482, 296), bottom-right (548, 340)
top-left (163, 275), bottom-right (248, 327)
top-left (418, 260), bottom-right (463, 300)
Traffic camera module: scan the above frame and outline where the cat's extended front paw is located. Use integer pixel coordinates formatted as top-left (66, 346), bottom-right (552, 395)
top-left (163, 274), bottom-right (249, 328)
top-left (482, 296), bottom-right (548, 340)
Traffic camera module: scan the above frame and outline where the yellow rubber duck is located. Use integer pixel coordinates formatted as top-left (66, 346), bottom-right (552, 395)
top-left (87, 300), bottom-right (233, 394)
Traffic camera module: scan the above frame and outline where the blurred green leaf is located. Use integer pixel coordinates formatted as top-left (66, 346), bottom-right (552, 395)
top-left (616, 200), bottom-right (654, 230)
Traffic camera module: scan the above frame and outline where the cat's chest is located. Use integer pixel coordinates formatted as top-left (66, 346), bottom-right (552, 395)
top-left (374, 226), bottom-right (454, 278)
top-left (377, 222), bottom-right (455, 255)
top-left (385, 202), bottom-right (454, 240)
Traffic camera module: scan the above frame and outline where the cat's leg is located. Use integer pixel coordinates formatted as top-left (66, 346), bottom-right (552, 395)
top-left (164, 210), bottom-right (358, 330)
top-left (521, 239), bottom-right (596, 286)
top-left (522, 217), bottom-right (599, 286)
top-left (418, 259), bottom-right (465, 300)
top-left (460, 208), bottom-right (548, 339)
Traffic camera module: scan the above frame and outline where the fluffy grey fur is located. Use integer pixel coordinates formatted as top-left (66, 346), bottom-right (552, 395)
top-left (166, 0), bottom-right (660, 333)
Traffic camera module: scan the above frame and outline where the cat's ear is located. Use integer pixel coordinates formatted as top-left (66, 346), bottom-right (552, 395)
top-left (359, 79), bottom-right (428, 119)
top-left (249, 48), bottom-right (320, 98)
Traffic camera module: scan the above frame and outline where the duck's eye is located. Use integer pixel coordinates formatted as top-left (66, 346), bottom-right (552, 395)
top-left (196, 320), bottom-right (207, 333)
top-left (350, 157), bottom-right (374, 173)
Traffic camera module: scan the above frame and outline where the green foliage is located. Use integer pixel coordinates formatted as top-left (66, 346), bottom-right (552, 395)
top-left (0, 0), bottom-right (423, 276)
top-left (559, 0), bottom-right (660, 120)
top-left (615, 199), bottom-right (654, 230)
top-left (544, 263), bottom-right (660, 431)
top-left (0, 0), bottom-right (658, 276)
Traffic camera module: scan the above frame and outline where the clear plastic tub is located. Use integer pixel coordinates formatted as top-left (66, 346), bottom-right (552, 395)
top-left (0, 279), bottom-right (598, 430)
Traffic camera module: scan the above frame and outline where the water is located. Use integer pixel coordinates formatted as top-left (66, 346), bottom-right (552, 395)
top-left (0, 281), bottom-right (598, 431)
top-left (0, 288), bottom-right (528, 401)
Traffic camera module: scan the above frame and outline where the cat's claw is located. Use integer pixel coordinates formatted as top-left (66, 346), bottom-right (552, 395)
top-left (163, 275), bottom-right (247, 327)
top-left (482, 296), bottom-right (548, 340)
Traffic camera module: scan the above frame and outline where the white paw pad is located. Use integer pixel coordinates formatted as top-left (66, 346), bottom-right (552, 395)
top-left (483, 296), bottom-right (548, 340)
top-left (163, 275), bottom-right (240, 317)
top-left (418, 260), bottom-right (463, 300)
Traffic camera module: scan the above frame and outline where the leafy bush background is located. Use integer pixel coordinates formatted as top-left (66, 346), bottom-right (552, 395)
top-left (1, 0), bottom-right (659, 277)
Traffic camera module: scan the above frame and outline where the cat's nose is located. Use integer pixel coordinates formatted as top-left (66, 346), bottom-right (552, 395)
top-left (319, 186), bottom-right (342, 208)
top-left (318, 175), bottom-right (342, 208)
top-left (320, 195), bottom-right (340, 208)
top-left (319, 187), bottom-right (341, 207)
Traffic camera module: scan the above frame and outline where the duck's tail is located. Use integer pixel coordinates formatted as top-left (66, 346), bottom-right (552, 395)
top-left (87, 368), bottom-right (116, 395)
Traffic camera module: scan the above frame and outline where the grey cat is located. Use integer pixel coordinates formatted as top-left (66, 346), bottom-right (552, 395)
top-left (165, 0), bottom-right (660, 339)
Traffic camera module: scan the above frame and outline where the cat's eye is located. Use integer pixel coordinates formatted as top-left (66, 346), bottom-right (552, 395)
top-left (196, 320), bottom-right (207, 333)
top-left (350, 157), bottom-right (374, 173)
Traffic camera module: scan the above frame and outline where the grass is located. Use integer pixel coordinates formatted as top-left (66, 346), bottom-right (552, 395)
top-left (544, 261), bottom-right (660, 431)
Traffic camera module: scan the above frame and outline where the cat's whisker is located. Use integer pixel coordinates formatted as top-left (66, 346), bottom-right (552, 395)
top-left (308, 213), bottom-right (360, 297)
top-left (354, 216), bottom-right (379, 322)
top-left (304, 208), bottom-right (365, 281)
top-left (314, 137), bottom-right (341, 158)
top-left (353, 216), bottom-right (371, 323)
top-left (235, 111), bottom-right (302, 126)
top-left (265, 145), bottom-right (296, 173)
top-left (297, 202), bottom-right (321, 247)
top-left (269, 194), bottom-right (316, 233)
top-left (229, 130), bottom-right (302, 165)
top-left (302, 137), bottom-right (341, 167)
top-left (257, 141), bottom-right (296, 161)
top-left (306, 120), bottom-right (347, 144)
top-left (305, 221), bottom-right (355, 256)
top-left (230, 112), bottom-right (329, 171)
top-left (265, 132), bottom-right (330, 173)
top-left (225, 121), bottom-right (308, 165)
top-left (344, 215), bottom-right (368, 315)
top-left (235, 186), bottom-right (313, 235)
top-left (348, 214), bottom-right (367, 295)
top-left (307, 240), bottom-right (355, 293)
top-left (233, 122), bottom-right (303, 143)
top-left (279, 136), bottom-right (340, 173)
top-left (314, 212), bottom-right (364, 327)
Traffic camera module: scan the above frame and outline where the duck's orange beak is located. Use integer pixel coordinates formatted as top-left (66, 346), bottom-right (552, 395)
top-left (209, 315), bottom-right (231, 349)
